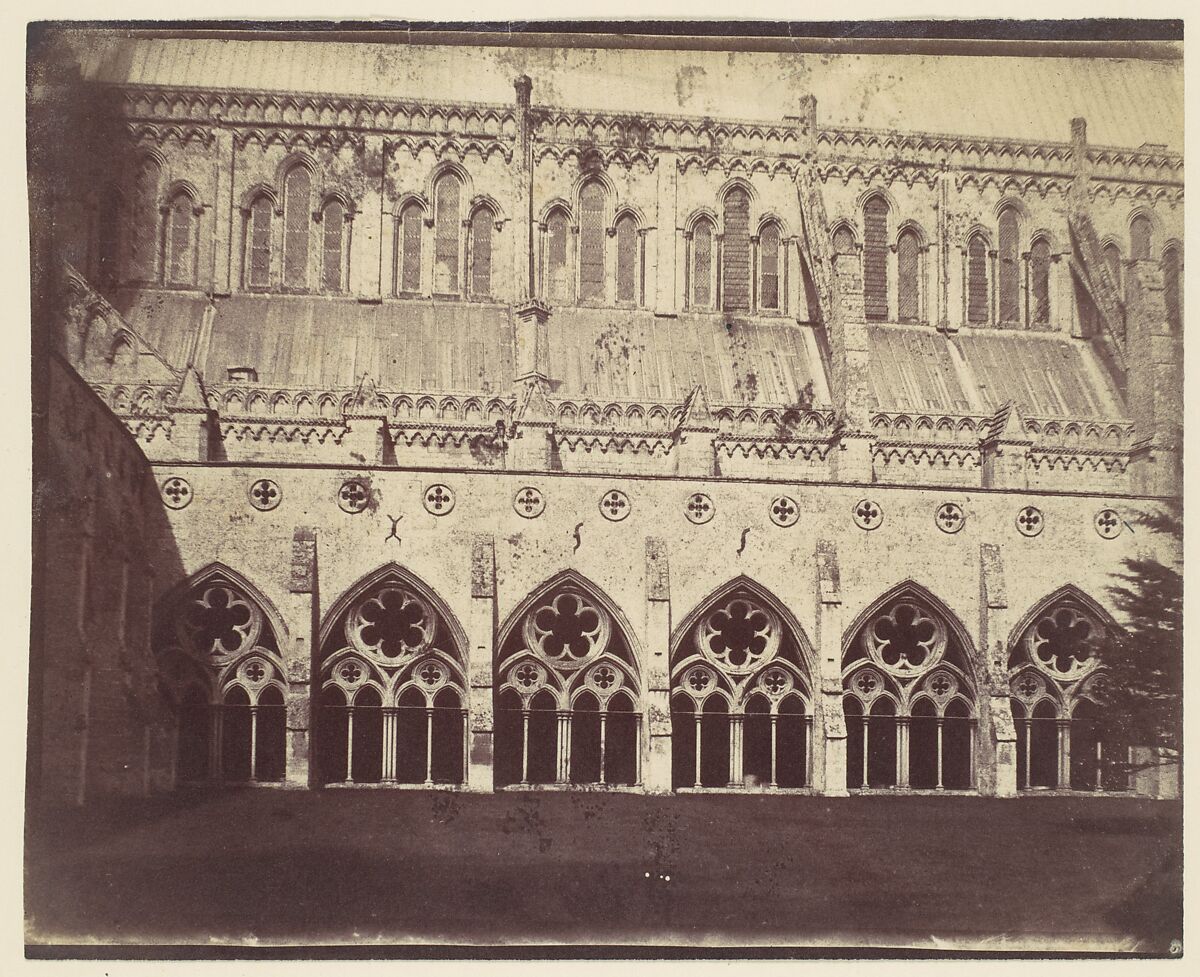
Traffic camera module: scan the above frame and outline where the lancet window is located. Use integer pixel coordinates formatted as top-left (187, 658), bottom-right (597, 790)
top-left (155, 570), bottom-right (288, 784)
top-left (670, 585), bottom-right (812, 790)
top-left (842, 589), bottom-right (977, 791)
top-left (315, 572), bottom-right (467, 786)
top-left (1008, 593), bottom-right (1128, 791)
top-left (495, 580), bottom-right (641, 788)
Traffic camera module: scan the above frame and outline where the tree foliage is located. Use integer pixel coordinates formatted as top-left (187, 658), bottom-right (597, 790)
top-left (1100, 503), bottom-right (1182, 767)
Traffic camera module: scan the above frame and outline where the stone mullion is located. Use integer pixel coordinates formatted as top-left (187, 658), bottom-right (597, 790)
top-left (693, 712), bottom-right (702, 788)
top-left (897, 717), bottom-right (910, 788)
top-left (345, 708), bottom-right (355, 782)
top-left (936, 718), bottom-right (945, 789)
top-left (425, 707), bottom-right (435, 785)
top-left (381, 708), bottom-right (397, 782)
top-left (728, 714), bottom-right (744, 787)
top-left (249, 706), bottom-right (259, 781)
top-left (770, 713), bottom-right (778, 787)
top-left (209, 706), bottom-right (223, 783)
top-left (520, 707), bottom-right (530, 785)
top-left (1058, 719), bottom-right (1071, 789)
top-left (599, 711), bottom-right (608, 785)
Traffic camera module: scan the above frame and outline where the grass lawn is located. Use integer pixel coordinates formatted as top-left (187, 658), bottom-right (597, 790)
top-left (25, 789), bottom-right (1181, 953)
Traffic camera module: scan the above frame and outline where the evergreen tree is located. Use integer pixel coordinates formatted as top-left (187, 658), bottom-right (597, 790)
top-left (1100, 503), bottom-right (1182, 772)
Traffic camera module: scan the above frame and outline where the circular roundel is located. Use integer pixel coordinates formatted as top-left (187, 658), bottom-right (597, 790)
top-left (684, 492), bottom-right (715, 525)
top-left (851, 667), bottom-right (884, 701)
top-left (599, 489), bottom-right (630, 521)
top-left (248, 478), bottom-right (281, 512)
top-left (935, 502), bottom-right (965, 534)
top-left (336, 658), bottom-right (367, 688)
top-left (161, 476), bottom-right (193, 510)
top-left (423, 483), bottom-right (455, 516)
top-left (759, 666), bottom-right (793, 697)
top-left (337, 478), bottom-right (370, 514)
top-left (1016, 505), bottom-right (1044, 538)
top-left (415, 658), bottom-right (448, 689)
top-left (1095, 508), bottom-right (1122, 539)
top-left (509, 660), bottom-right (547, 693)
top-left (853, 498), bottom-right (883, 531)
top-left (586, 663), bottom-right (622, 695)
top-left (1011, 671), bottom-right (1042, 703)
top-left (925, 670), bottom-right (957, 700)
top-left (240, 657), bottom-right (271, 686)
top-left (683, 665), bottom-right (716, 696)
top-left (513, 486), bottom-right (545, 519)
top-left (769, 495), bottom-right (799, 528)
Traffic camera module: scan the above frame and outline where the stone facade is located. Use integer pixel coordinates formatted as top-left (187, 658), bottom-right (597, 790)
top-left (30, 32), bottom-right (1182, 804)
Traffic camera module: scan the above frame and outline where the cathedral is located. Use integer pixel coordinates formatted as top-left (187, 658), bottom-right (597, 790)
top-left (28, 29), bottom-right (1182, 805)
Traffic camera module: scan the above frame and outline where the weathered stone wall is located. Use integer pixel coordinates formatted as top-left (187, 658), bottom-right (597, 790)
top-left (140, 458), bottom-right (1180, 796)
top-left (33, 355), bottom-right (183, 805)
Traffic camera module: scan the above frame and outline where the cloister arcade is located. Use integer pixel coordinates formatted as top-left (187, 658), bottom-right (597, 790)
top-left (153, 566), bottom-right (1131, 795)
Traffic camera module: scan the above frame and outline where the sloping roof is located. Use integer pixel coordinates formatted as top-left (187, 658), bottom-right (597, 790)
top-left (866, 324), bottom-right (1126, 418)
top-left (548, 309), bottom-right (828, 405)
top-left (112, 291), bottom-right (830, 406)
top-left (62, 33), bottom-right (1183, 150)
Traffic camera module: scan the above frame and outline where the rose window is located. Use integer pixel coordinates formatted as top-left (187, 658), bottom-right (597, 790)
top-left (350, 588), bottom-right (433, 660)
top-left (1027, 607), bottom-right (1097, 678)
top-left (524, 592), bottom-right (608, 667)
top-left (180, 585), bottom-right (259, 660)
top-left (695, 598), bottom-right (779, 674)
top-left (865, 602), bottom-right (945, 676)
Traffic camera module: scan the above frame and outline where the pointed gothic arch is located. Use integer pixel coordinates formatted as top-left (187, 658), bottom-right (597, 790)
top-left (1006, 585), bottom-right (1128, 791)
top-left (315, 564), bottom-right (468, 786)
top-left (669, 576), bottom-right (815, 790)
top-left (153, 563), bottom-right (290, 784)
top-left (494, 569), bottom-right (642, 788)
top-left (841, 581), bottom-right (979, 791)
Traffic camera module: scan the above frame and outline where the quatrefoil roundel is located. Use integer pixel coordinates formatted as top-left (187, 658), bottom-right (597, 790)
top-left (424, 483), bottom-right (455, 516)
top-left (586, 663), bottom-right (622, 695)
top-left (864, 601), bottom-right (946, 677)
top-left (161, 476), bottom-right (193, 510)
top-left (1016, 505), bottom-right (1044, 538)
top-left (241, 658), bottom-right (270, 685)
top-left (1012, 672), bottom-right (1042, 701)
top-left (1094, 508), bottom-right (1122, 539)
top-left (338, 479), bottom-right (370, 514)
top-left (248, 478), bottom-right (281, 512)
top-left (178, 584), bottom-right (262, 663)
top-left (1027, 606), bottom-right (1099, 680)
top-left (347, 587), bottom-right (435, 662)
top-left (599, 489), bottom-right (631, 522)
top-left (685, 492), bottom-right (715, 525)
top-left (769, 495), bottom-right (799, 528)
top-left (936, 502), bottom-right (964, 534)
top-left (926, 671), bottom-right (956, 699)
top-left (695, 598), bottom-right (781, 676)
top-left (852, 668), bottom-right (883, 701)
top-left (513, 486), bottom-right (545, 519)
top-left (337, 659), bottom-right (366, 686)
top-left (684, 665), bottom-right (715, 696)
top-left (853, 499), bottom-right (883, 531)
top-left (523, 591), bottom-right (611, 670)
top-left (417, 659), bottom-right (447, 688)
top-left (760, 666), bottom-right (792, 697)
top-left (510, 660), bottom-right (547, 692)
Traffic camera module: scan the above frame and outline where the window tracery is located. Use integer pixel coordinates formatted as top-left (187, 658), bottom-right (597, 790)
top-left (842, 589), bottom-right (976, 791)
top-left (316, 573), bottom-right (467, 786)
top-left (395, 201), bottom-right (424, 294)
top-left (1008, 593), bottom-right (1127, 791)
top-left (155, 570), bottom-right (287, 783)
top-left (282, 165), bottom-right (311, 289)
top-left (722, 186), bottom-right (751, 312)
top-left (495, 581), bottom-right (640, 788)
top-left (758, 221), bottom-right (781, 312)
top-left (670, 585), bottom-right (811, 790)
top-left (966, 233), bottom-right (989, 324)
top-left (863, 195), bottom-right (889, 321)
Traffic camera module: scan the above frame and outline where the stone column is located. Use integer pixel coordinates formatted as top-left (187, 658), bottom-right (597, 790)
top-left (979, 542), bottom-right (1017, 796)
top-left (816, 539), bottom-right (847, 796)
top-left (285, 527), bottom-right (317, 786)
top-left (644, 536), bottom-right (672, 793)
top-left (467, 534), bottom-right (496, 791)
